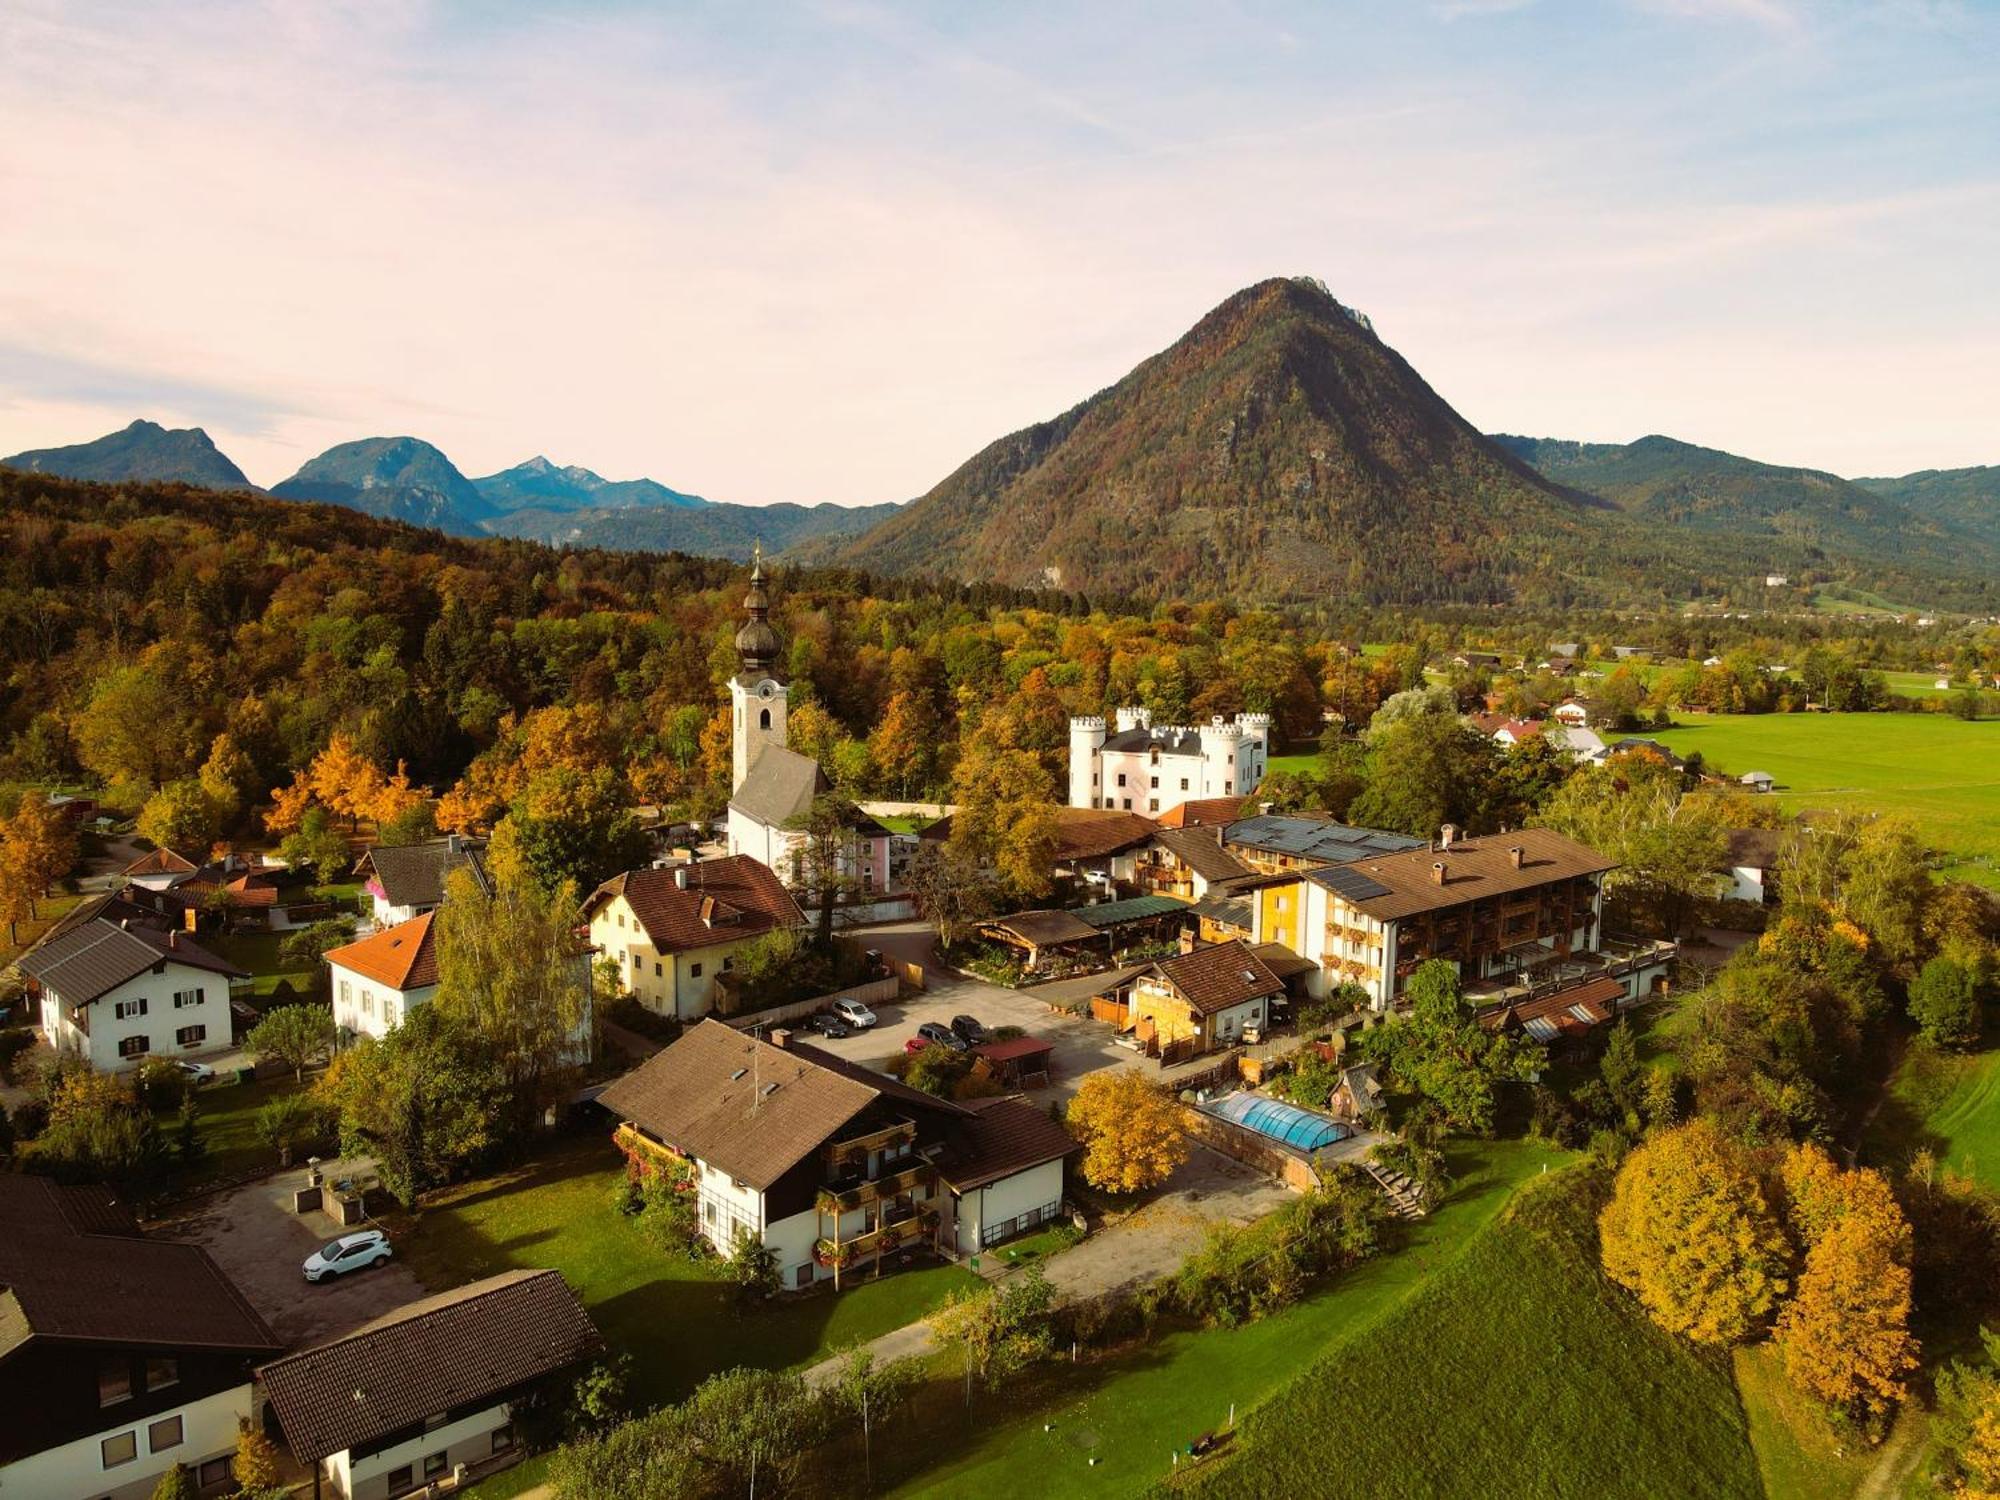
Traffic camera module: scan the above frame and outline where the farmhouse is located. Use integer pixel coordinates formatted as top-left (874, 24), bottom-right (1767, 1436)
top-left (1067, 706), bottom-right (1271, 813)
top-left (259, 1270), bottom-right (600, 1500)
top-left (1722, 827), bottom-right (1781, 906)
top-left (0, 1176), bottom-right (281, 1500)
top-left (582, 855), bottom-right (805, 1020)
top-left (18, 917), bottom-right (245, 1072)
top-left (600, 1021), bottom-right (1077, 1281)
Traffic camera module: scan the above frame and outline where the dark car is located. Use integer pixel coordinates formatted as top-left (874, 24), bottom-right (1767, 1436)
top-left (915, 1021), bottom-right (969, 1053)
top-left (949, 1014), bottom-right (989, 1045)
top-left (806, 1013), bottom-right (852, 1039)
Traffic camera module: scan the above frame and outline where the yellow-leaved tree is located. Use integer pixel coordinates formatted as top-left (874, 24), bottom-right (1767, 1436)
top-left (1065, 1069), bottom-right (1187, 1194)
top-left (1598, 1118), bottom-right (1790, 1346)
top-left (1773, 1144), bottom-right (1919, 1422)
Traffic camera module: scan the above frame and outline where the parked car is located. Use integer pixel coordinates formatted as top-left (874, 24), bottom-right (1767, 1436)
top-left (902, 1035), bottom-right (931, 1054)
top-left (302, 1229), bottom-right (393, 1283)
top-left (915, 1022), bottom-right (969, 1053)
top-left (174, 1060), bottom-right (217, 1085)
top-left (832, 997), bottom-right (878, 1029)
top-left (949, 1015), bottom-right (989, 1045)
top-left (806, 1013), bottom-right (852, 1039)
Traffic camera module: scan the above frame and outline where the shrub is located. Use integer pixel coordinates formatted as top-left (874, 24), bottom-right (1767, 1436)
top-left (1908, 955), bottom-right (1983, 1049)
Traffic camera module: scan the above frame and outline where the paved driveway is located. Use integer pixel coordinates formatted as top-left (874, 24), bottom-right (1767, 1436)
top-left (160, 1171), bottom-right (427, 1348)
top-left (808, 921), bottom-right (1131, 1102)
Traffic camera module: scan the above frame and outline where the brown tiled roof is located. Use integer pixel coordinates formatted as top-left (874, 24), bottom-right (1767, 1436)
top-left (598, 1021), bottom-right (881, 1190)
top-left (972, 1036), bottom-right (1055, 1064)
top-left (1726, 828), bottom-right (1781, 870)
top-left (15, 918), bottom-right (246, 1004)
top-left (1247, 941), bottom-right (1317, 981)
top-left (181, 871), bottom-right (281, 907)
top-left (583, 856), bottom-right (804, 955)
top-left (984, 910), bottom-right (1099, 948)
top-left (325, 911), bottom-right (438, 991)
top-left (1151, 940), bottom-right (1283, 1016)
top-left (258, 1270), bottom-right (599, 1463)
top-left (1158, 796), bottom-right (1251, 829)
top-left (123, 846), bottom-right (198, 877)
top-left (0, 1176), bottom-right (277, 1357)
top-left (1050, 807), bottom-right (1160, 862)
top-left (1481, 974), bottom-right (1625, 1034)
top-left (357, 837), bottom-right (489, 909)
top-left (1152, 827), bottom-right (1254, 884)
top-left (935, 1095), bottom-right (1078, 1192)
top-left (1306, 828), bottom-right (1615, 922)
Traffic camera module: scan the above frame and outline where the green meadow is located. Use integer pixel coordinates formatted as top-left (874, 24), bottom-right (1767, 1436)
top-left (1611, 713), bottom-right (2000, 887)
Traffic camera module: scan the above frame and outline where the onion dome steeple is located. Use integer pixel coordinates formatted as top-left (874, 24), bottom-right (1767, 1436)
top-left (734, 542), bottom-right (781, 677)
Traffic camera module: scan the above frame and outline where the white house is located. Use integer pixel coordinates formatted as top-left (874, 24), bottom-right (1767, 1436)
top-left (354, 834), bottom-right (487, 930)
top-left (581, 855), bottom-right (806, 1021)
top-left (324, 910), bottom-right (594, 1055)
top-left (600, 1022), bottom-right (1078, 1286)
top-left (18, 917), bottom-right (246, 1072)
top-left (259, 1270), bottom-right (600, 1500)
top-left (1722, 828), bottom-right (1781, 905)
top-left (1740, 770), bottom-right (1777, 793)
top-left (1068, 707), bottom-right (1271, 813)
top-left (325, 912), bottom-right (438, 1041)
top-left (0, 1176), bottom-right (281, 1500)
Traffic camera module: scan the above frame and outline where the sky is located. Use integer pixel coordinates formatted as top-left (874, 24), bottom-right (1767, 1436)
top-left (1, 0), bottom-right (1995, 504)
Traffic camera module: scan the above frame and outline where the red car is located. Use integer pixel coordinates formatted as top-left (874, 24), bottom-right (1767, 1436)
top-left (903, 1035), bottom-right (931, 1054)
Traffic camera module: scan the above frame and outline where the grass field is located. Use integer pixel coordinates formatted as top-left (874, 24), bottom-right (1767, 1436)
top-left (887, 1140), bottom-right (1568, 1499)
top-left (389, 1132), bottom-right (978, 1409)
top-left (179, 1073), bottom-right (306, 1188)
top-left (0, 890), bottom-right (84, 969)
top-left (1864, 1039), bottom-right (2000, 1192)
top-left (1612, 713), bottom-right (2000, 888)
top-left (1176, 1163), bottom-right (1760, 1500)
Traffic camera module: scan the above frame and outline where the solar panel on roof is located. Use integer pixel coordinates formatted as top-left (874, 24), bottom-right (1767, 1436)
top-left (1316, 865), bottom-right (1393, 901)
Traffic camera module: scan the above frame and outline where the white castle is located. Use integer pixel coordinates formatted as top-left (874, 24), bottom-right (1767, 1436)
top-left (1069, 707), bottom-right (1272, 813)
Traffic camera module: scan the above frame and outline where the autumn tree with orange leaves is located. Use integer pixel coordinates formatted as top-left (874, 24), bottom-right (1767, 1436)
top-left (1598, 1119), bottom-right (1790, 1346)
top-left (1065, 1069), bottom-right (1187, 1194)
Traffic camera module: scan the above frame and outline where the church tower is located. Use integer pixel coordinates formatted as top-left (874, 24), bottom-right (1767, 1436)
top-left (729, 545), bottom-right (788, 792)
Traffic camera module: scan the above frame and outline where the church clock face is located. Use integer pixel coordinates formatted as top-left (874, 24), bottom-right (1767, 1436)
top-left (758, 681), bottom-right (777, 701)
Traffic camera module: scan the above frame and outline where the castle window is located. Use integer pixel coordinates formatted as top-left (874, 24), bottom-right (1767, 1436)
top-left (759, 708), bottom-right (771, 730)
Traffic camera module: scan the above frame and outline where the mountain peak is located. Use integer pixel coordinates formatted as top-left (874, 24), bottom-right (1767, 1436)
top-left (830, 276), bottom-right (1587, 604)
top-left (271, 435), bottom-right (488, 534)
top-left (1, 419), bottom-right (253, 491)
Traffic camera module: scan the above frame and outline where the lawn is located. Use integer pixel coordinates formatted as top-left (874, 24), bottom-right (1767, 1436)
top-left (1863, 1039), bottom-right (2000, 1192)
top-left (1, 890), bottom-right (85, 968)
top-left (206, 930), bottom-right (317, 999)
top-left (1731, 1344), bottom-right (1887, 1500)
top-left (389, 1132), bottom-right (979, 1409)
top-left (1262, 752), bottom-right (1319, 779)
top-left (180, 1073), bottom-right (307, 1188)
top-left (1611, 712), bottom-right (2000, 888)
top-left (885, 1140), bottom-right (1567, 1499)
top-left (1175, 1161), bottom-right (1760, 1500)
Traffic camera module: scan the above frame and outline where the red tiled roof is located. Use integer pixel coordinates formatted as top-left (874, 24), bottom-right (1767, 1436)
top-left (325, 912), bottom-right (438, 992)
top-left (582, 856), bottom-right (804, 954)
top-left (123, 847), bottom-right (198, 876)
top-left (1480, 974), bottom-right (1625, 1032)
top-left (1159, 796), bottom-right (1251, 829)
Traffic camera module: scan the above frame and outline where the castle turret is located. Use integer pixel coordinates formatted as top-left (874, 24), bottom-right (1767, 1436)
top-left (1068, 715), bottom-right (1107, 809)
top-left (1114, 705), bottom-right (1151, 734)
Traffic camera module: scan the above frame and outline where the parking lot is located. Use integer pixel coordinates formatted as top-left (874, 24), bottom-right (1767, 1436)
top-left (805, 920), bottom-right (1134, 1102)
top-left (162, 1172), bottom-right (427, 1347)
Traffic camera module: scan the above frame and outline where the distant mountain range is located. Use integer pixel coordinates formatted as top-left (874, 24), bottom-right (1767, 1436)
top-left (2, 288), bottom-right (1993, 602)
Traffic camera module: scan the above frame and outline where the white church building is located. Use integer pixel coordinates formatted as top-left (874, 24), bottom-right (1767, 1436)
top-left (1069, 707), bottom-right (1272, 814)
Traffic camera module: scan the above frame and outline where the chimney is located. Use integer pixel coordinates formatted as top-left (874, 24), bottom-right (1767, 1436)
top-left (1258, 801), bottom-right (1274, 816)
top-left (1439, 824), bottom-right (1459, 850)
top-left (770, 1028), bottom-right (793, 1050)
top-left (1508, 846), bottom-right (1524, 870)
top-left (167, 930), bottom-right (179, 949)
top-left (1431, 861), bottom-right (1447, 886)
top-left (673, 865), bottom-right (689, 890)
top-left (445, 833), bottom-right (462, 855)
top-left (1178, 927), bottom-right (1198, 954)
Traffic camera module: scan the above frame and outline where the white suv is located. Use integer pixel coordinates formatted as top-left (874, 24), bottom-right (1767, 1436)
top-left (303, 1229), bottom-right (393, 1283)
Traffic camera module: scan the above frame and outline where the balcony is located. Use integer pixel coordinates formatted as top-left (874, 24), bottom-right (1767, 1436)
top-left (825, 1120), bottom-right (916, 1173)
top-left (817, 1159), bottom-right (934, 1215)
top-left (1462, 936), bottom-right (1679, 1008)
top-left (828, 1206), bottom-right (938, 1261)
